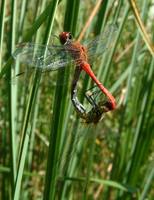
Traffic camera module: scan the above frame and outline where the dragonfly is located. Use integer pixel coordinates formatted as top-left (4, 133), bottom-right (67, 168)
top-left (12, 25), bottom-right (117, 123)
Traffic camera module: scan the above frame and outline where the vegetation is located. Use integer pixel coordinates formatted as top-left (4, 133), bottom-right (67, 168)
top-left (0, 0), bottom-right (154, 199)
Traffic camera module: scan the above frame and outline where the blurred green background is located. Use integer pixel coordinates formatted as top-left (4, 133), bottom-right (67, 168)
top-left (0, 0), bottom-right (154, 199)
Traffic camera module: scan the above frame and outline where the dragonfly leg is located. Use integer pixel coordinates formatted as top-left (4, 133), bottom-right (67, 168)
top-left (85, 85), bottom-right (101, 103)
top-left (85, 91), bottom-right (98, 107)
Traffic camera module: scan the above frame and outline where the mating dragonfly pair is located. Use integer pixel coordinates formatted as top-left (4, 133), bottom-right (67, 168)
top-left (13, 26), bottom-right (117, 123)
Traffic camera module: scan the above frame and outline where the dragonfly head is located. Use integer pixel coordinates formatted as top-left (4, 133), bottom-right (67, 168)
top-left (59, 32), bottom-right (72, 45)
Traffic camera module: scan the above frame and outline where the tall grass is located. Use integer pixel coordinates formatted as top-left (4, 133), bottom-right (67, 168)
top-left (0, 0), bottom-right (154, 199)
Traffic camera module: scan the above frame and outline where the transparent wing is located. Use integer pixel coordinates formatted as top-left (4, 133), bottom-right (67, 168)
top-left (12, 25), bottom-right (118, 73)
top-left (12, 43), bottom-right (80, 71)
top-left (85, 24), bottom-right (118, 62)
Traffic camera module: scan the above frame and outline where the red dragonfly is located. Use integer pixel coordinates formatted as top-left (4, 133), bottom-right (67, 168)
top-left (13, 25), bottom-right (117, 123)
